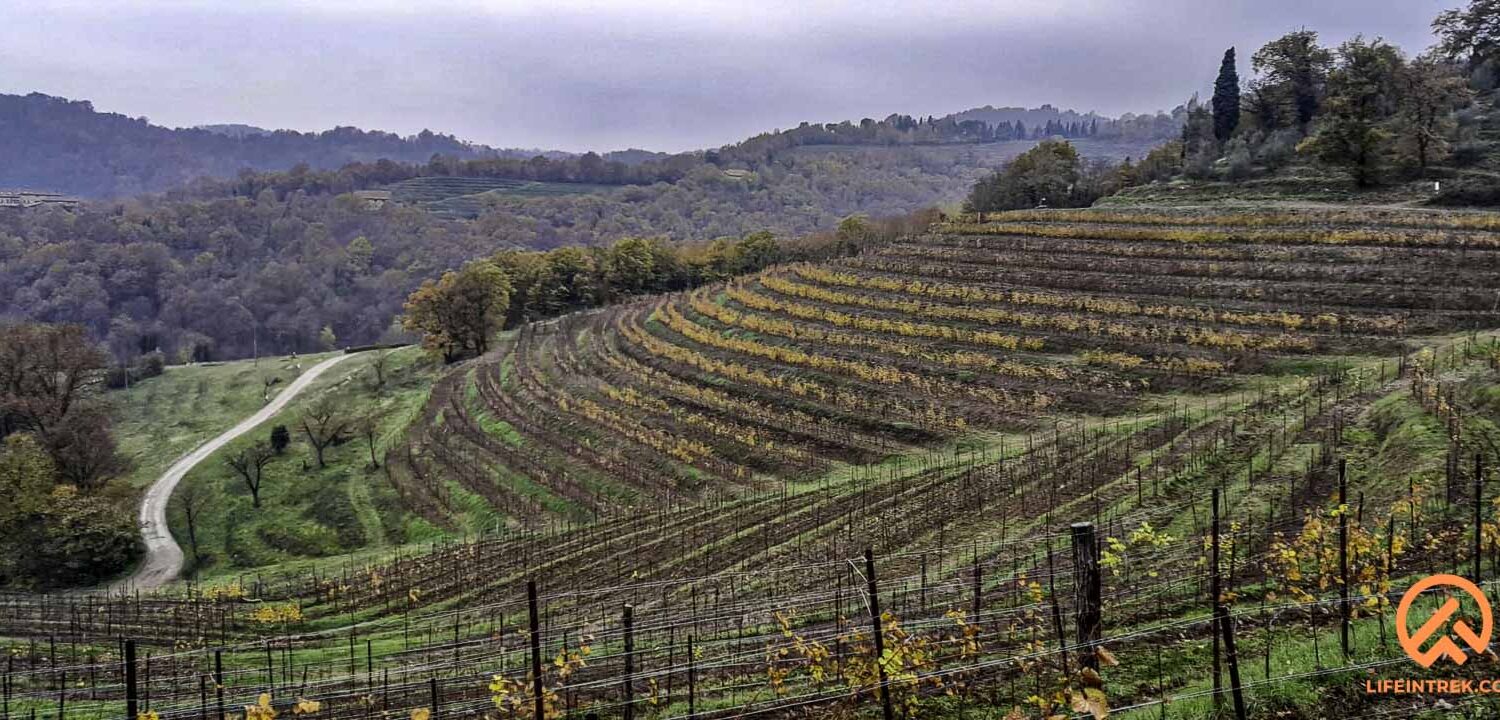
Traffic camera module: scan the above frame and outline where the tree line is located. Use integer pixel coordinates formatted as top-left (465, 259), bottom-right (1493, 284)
top-left (965, 0), bottom-right (1499, 211)
top-left (401, 212), bottom-right (937, 363)
top-left (1179, 0), bottom-right (1495, 194)
top-left (177, 107), bottom-right (1181, 204)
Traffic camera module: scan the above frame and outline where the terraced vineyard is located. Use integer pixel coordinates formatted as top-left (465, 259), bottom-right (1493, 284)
top-left (387, 208), bottom-right (1496, 527)
top-left (387, 177), bottom-right (614, 218)
top-left (6, 207), bottom-right (1500, 720)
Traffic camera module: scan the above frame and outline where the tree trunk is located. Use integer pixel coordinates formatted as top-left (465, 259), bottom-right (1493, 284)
top-left (185, 512), bottom-right (199, 561)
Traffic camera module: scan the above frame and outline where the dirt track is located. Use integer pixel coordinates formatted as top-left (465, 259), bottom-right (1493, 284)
top-left (111, 353), bottom-right (357, 593)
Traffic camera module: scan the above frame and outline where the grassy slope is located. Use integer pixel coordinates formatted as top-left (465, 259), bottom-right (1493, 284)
top-left (111, 347), bottom-right (445, 579)
top-left (111, 352), bottom-right (335, 490)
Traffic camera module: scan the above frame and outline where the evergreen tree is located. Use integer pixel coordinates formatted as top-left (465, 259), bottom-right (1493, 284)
top-left (1253, 31), bottom-right (1335, 129)
top-left (1212, 47), bottom-right (1242, 141)
top-left (1299, 37), bottom-right (1405, 187)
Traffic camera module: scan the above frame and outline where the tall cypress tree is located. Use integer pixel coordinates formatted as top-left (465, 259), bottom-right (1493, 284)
top-left (1206, 47), bottom-right (1242, 141)
top-left (1212, 47), bottom-right (1241, 141)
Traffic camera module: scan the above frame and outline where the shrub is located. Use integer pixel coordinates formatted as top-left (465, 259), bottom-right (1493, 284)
top-left (1429, 176), bottom-right (1500, 206)
top-left (138, 351), bottom-right (166, 377)
top-left (1450, 141), bottom-right (1493, 167)
top-left (1472, 60), bottom-right (1499, 91)
top-left (1223, 138), bottom-right (1255, 181)
top-left (1183, 150), bottom-right (1216, 180)
top-left (103, 351), bottom-right (169, 389)
top-left (256, 520), bottom-right (341, 556)
top-left (1, 487), bottom-right (141, 589)
top-left (1256, 129), bottom-right (1302, 170)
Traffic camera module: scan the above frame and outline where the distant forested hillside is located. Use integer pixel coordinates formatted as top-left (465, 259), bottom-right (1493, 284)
top-left (0, 88), bottom-right (1179, 362)
top-left (0, 93), bottom-right (497, 197)
top-left (1, 91), bottom-right (1183, 200)
top-left (0, 136), bottom-right (1153, 363)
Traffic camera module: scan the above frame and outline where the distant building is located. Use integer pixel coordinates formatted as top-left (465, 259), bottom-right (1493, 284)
top-left (0, 190), bottom-right (81, 209)
top-left (352, 190), bottom-right (392, 210)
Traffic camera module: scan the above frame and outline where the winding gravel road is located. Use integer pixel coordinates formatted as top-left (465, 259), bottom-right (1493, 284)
top-left (112, 353), bottom-right (357, 593)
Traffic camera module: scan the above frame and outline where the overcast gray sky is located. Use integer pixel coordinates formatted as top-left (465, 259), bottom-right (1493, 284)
top-left (0, 0), bottom-right (1457, 153)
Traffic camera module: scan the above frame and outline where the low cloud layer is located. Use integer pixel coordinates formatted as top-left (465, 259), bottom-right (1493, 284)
top-left (0, 0), bottom-right (1453, 152)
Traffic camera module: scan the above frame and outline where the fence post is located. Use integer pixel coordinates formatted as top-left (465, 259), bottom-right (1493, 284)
top-left (1210, 491), bottom-right (1222, 710)
top-left (1046, 548), bottom-right (1070, 678)
top-left (528, 581), bottom-right (543, 720)
top-left (1212, 489), bottom-right (1249, 720)
top-left (1476, 454), bottom-right (1486, 583)
top-left (1338, 459), bottom-right (1351, 660)
top-left (214, 650), bottom-right (224, 720)
top-left (429, 678), bottom-right (439, 720)
top-left (124, 640), bottom-right (138, 720)
top-left (971, 557), bottom-right (982, 620)
top-left (622, 605), bottom-right (635, 720)
top-left (863, 548), bottom-right (895, 720)
top-left (1070, 523), bottom-right (1101, 670)
top-left (686, 634), bottom-right (696, 720)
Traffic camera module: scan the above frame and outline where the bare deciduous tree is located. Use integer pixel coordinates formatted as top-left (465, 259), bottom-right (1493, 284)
top-left (301, 399), bottom-right (352, 469)
top-left (357, 412), bottom-right (386, 469)
top-left (175, 479), bottom-right (219, 568)
top-left (369, 352), bottom-right (392, 390)
top-left (225, 442), bottom-right (275, 508)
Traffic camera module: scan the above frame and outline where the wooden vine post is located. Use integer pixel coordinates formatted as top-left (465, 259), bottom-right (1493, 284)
top-left (1211, 488), bottom-right (1248, 720)
top-left (528, 581), bottom-right (543, 720)
top-left (863, 548), bottom-right (895, 720)
top-left (1338, 459), bottom-right (1351, 660)
top-left (1070, 523), bottom-right (1101, 670)
top-left (686, 634), bottom-right (696, 720)
top-left (622, 605), bottom-right (635, 720)
top-left (124, 639), bottom-right (138, 720)
top-left (1476, 454), bottom-right (1486, 583)
top-left (214, 650), bottom-right (225, 720)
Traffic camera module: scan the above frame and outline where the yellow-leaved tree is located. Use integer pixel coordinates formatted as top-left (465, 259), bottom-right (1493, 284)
top-left (402, 260), bottom-right (512, 363)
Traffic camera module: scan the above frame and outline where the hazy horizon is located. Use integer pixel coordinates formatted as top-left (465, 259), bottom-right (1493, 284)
top-left (0, 0), bottom-right (1455, 153)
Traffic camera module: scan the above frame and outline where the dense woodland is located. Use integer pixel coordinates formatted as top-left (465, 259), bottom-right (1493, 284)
top-left (0, 134), bottom-right (1154, 364)
top-left (0, 91), bottom-right (1185, 363)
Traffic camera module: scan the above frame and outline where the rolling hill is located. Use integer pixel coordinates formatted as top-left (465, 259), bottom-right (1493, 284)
top-left (6, 205), bottom-right (1496, 718)
top-left (0, 93), bottom-right (497, 197)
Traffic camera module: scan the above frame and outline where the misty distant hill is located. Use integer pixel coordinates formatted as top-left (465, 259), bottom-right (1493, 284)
top-left (0, 91), bottom-right (1181, 199)
top-left (0, 93), bottom-right (501, 197)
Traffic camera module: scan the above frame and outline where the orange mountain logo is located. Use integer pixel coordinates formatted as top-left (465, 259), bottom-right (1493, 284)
top-left (1397, 574), bottom-right (1493, 668)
